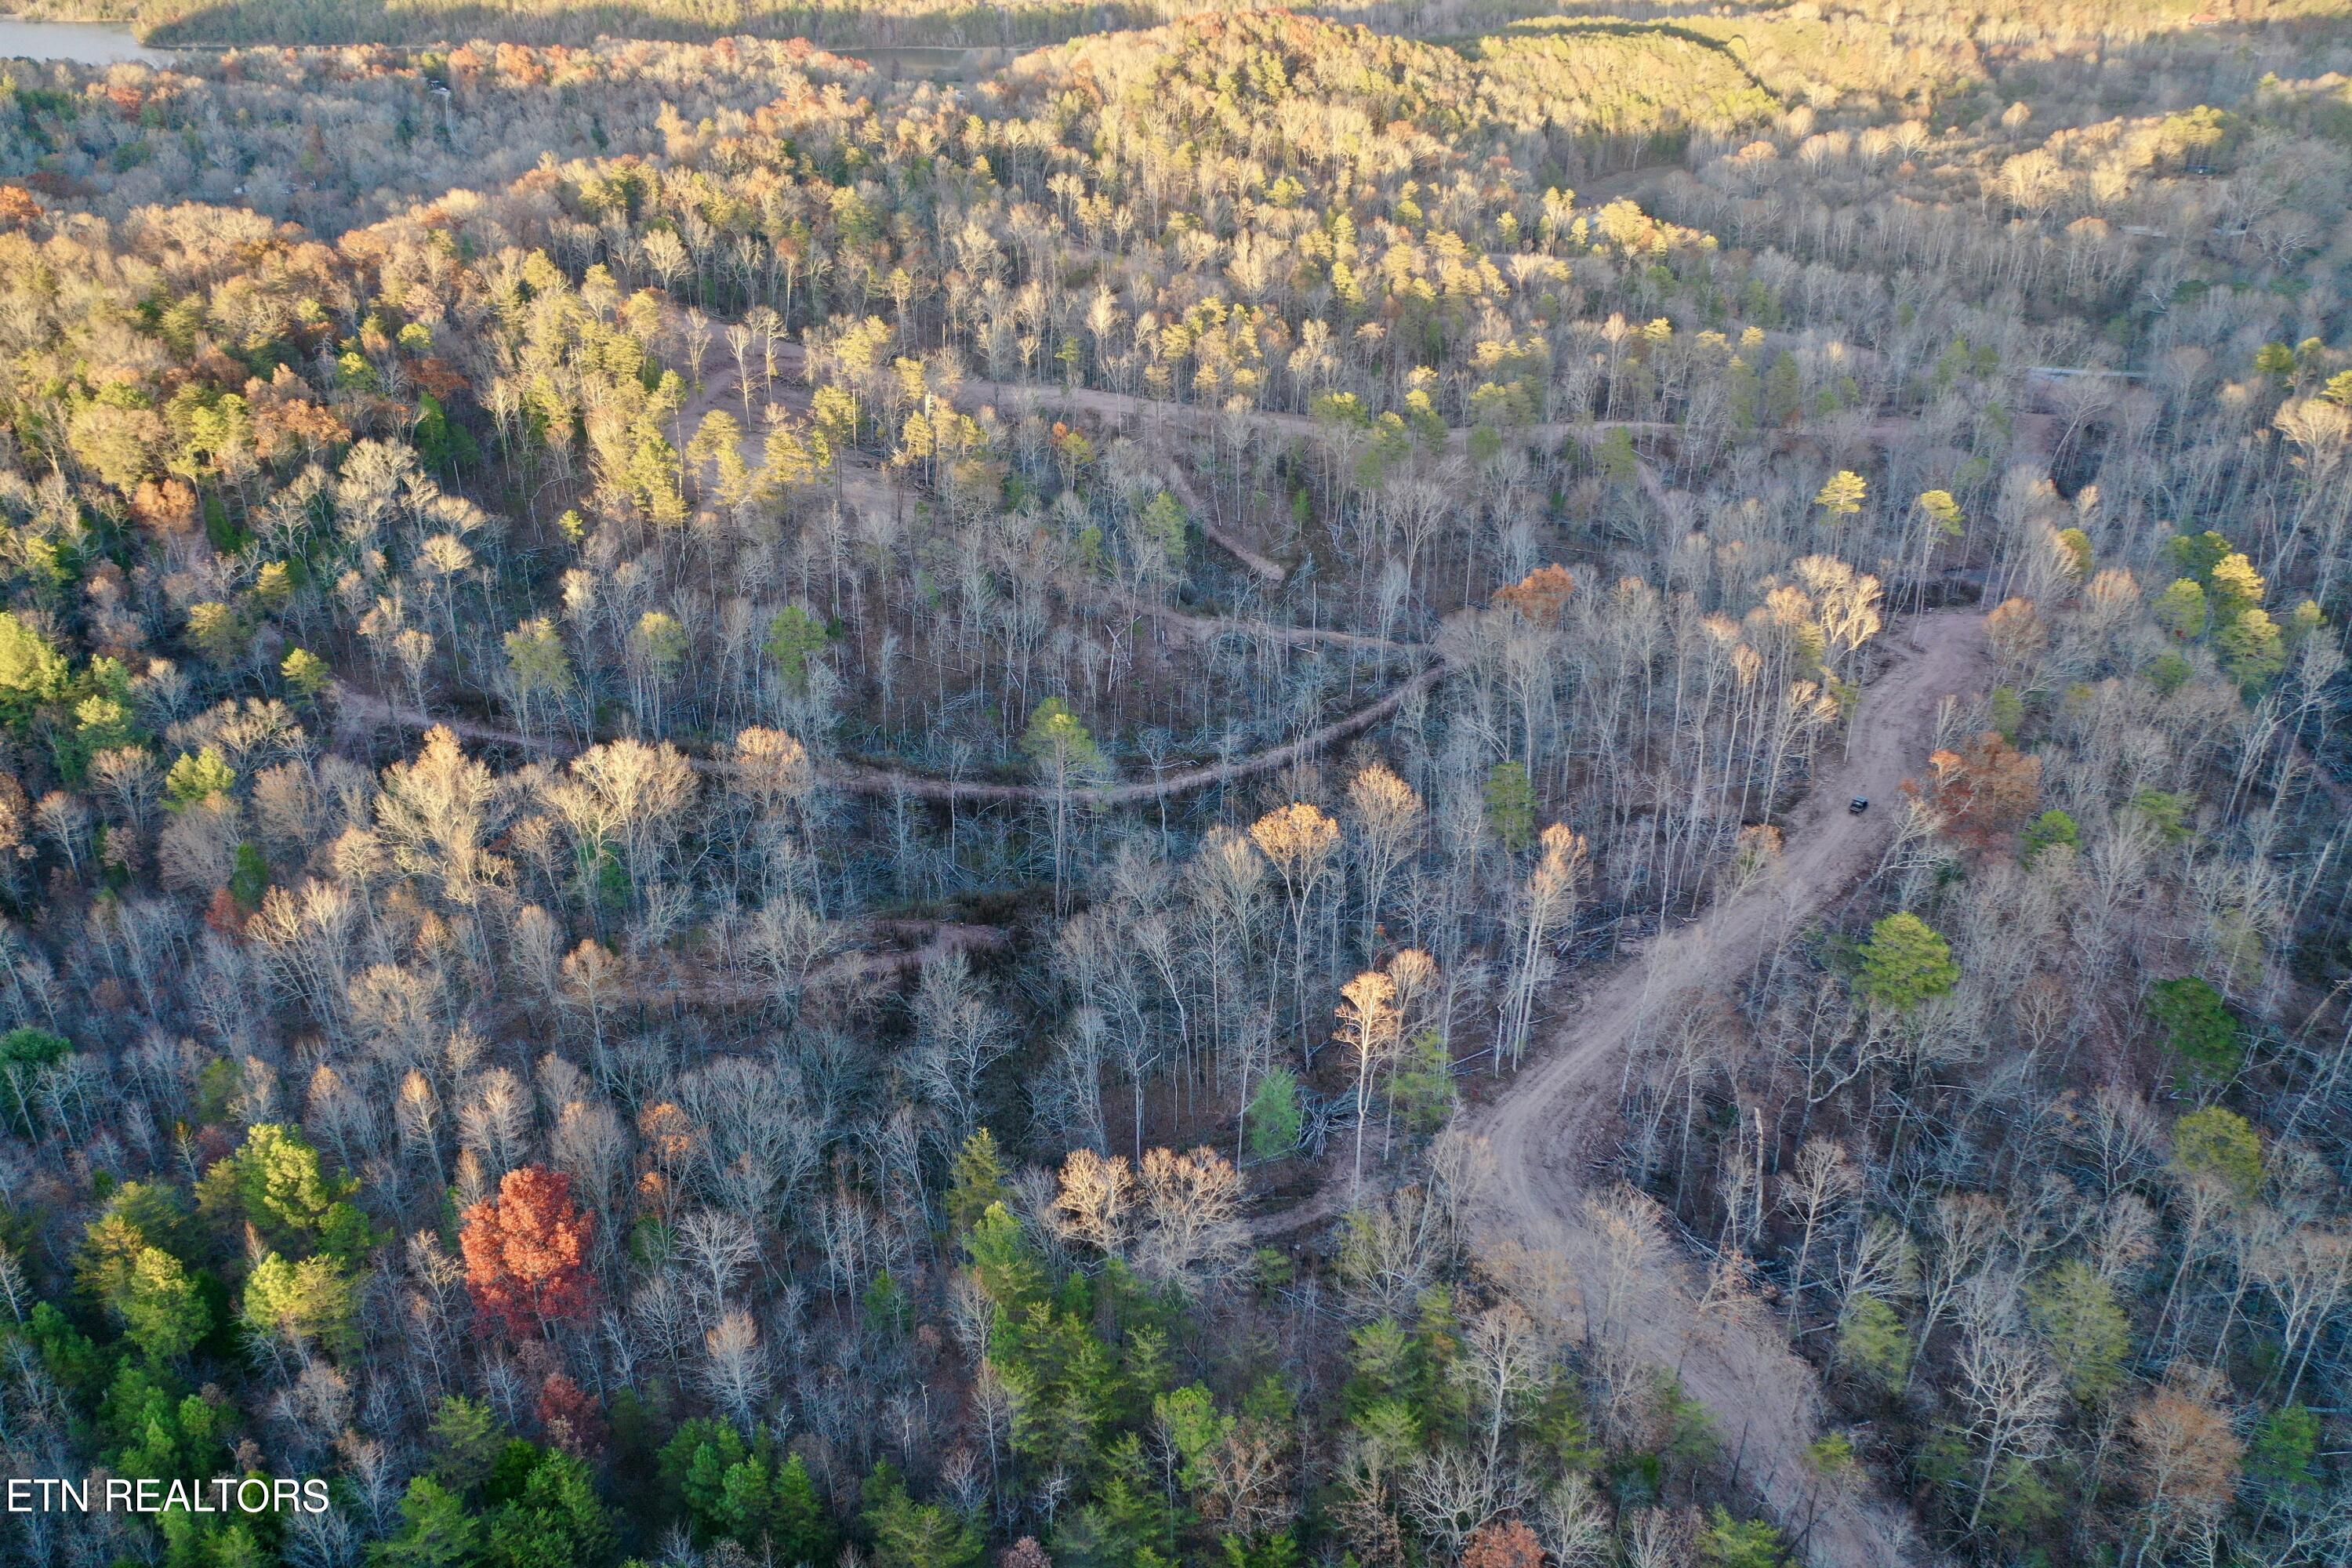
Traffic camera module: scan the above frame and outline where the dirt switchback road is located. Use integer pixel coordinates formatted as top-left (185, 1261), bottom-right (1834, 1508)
top-left (335, 659), bottom-right (1450, 808)
top-left (1475, 608), bottom-right (1987, 1568)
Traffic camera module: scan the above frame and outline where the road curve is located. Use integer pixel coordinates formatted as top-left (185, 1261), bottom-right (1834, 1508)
top-left (1473, 608), bottom-right (1987, 1568)
top-left (332, 657), bottom-right (1450, 807)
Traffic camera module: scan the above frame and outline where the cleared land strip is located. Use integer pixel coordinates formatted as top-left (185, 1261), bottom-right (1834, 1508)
top-left (334, 656), bottom-right (1449, 806)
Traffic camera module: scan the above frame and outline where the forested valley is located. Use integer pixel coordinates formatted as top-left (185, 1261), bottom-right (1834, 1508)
top-left (0, 3), bottom-right (2349, 1566)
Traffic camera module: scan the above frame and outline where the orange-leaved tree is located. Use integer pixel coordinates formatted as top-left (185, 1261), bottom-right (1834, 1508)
top-left (1491, 563), bottom-right (1576, 626)
top-left (1926, 731), bottom-right (2041, 847)
top-left (460, 1165), bottom-right (597, 1337)
top-left (1462, 1517), bottom-right (1544, 1568)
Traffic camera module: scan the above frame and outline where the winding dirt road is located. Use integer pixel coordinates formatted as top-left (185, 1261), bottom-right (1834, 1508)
top-left (332, 656), bottom-right (1447, 807)
top-left (387, 341), bottom-right (1983, 1558)
top-left (682, 339), bottom-right (1678, 579)
top-left (680, 352), bottom-right (1294, 581)
top-left (1475, 608), bottom-right (1987, 1568)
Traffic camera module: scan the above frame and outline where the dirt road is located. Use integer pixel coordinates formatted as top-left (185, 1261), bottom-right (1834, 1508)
top-left (678, 337), bottom-right (1676, 577)
top-left (332, 659), bottom-right (1450, 807)
top-left (1474, 608), bottom-right (1987, 1568)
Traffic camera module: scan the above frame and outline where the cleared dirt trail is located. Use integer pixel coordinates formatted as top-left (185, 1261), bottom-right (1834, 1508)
top-left (729, 338), bottom-right (1674, 451)
top-left (333, 659), bottom-right (1449, 806)
top-left (684, 339), bottom-right (1675, 576)
top-left (1473, 608), bottom-right (1987, 1568)
top-left (449, 320), bottom-right (1977, 1556)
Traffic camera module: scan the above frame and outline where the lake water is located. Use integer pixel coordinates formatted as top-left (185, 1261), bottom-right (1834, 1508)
top-left (0, 17), bottom-right (165, 62)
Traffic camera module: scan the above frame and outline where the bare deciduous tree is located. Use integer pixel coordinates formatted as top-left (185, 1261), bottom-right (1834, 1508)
top-left (698, 1308), bottom-right (771, 1428)
top-left (1337, 967), bottom-right (1402, 1192)
top-left (1953, 1328), bottom-right (2063, 1534)
top-left (1780, 1138), bottom-right (1859, 1323)
top-left (1133, 1145), bottom-right (1246, 1290)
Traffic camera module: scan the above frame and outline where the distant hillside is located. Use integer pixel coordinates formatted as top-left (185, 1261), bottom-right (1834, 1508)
top-left (9, 0), bottom-right (2315, 55)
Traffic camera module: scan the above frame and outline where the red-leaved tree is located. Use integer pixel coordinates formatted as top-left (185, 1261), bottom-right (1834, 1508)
top-left (537, 1370), bottom-right (609, 1457)
top-left (460, 1165), bottom-right (597, 1336)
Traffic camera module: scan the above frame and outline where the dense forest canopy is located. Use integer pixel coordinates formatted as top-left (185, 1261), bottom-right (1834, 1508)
top-left (0, 3), bottom-right (2350, 1567)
